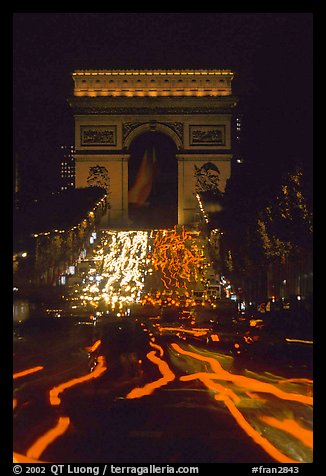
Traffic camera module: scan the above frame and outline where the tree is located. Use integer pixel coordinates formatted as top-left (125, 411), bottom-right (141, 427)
top-left (258, 166), bottom-right (312, 262)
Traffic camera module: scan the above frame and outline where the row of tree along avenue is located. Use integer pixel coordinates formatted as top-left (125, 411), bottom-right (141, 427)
top-left (13, 187), bottom-right (109, 291)
top-left (195, 161), bottom-right (312, 312)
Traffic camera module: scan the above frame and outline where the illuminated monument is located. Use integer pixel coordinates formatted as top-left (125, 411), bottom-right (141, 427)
top-left (68, 70), bottom-right (238, 225)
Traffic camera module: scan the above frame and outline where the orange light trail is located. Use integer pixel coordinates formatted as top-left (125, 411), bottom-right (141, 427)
top-left (172, 343), bottom-right (312, 463)
top-left (260, 416), bottom-right (313, 449)
top-left (13, 452), bottom-right (48, 464)
top-left (173, 344), bottom-right (312, 406)
top-left (49, 355), bottom-right (107, 406)
top-left (84, 339), bottom-right (101, 353)
top-left (13, 366), bottom-right (44, 380)
top-left (158, 326), bottom-right (208, 337)
top-left (25, 416), bottom-right (70, 460)
top-left (150, 341), bottom-right (164, 357)
top-left (193, 374), bottom-right (241, 403)
top-left (126, 350), bottom-right (175, 399)
top-left (223, 399), bottom-right (297, 463)
top-left (14, 355), bottom-right (107, 462)
top-left (151, 227), bottom-right (203, 290)
top-left (13, 398), bottom-right (18, 410)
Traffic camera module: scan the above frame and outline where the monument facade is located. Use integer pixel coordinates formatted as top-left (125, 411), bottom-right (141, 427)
top-left (68, 70), bottom-right (238, 225)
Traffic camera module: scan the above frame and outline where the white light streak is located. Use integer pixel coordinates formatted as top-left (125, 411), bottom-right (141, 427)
top-left (81, 231), bottom-right (149, 310)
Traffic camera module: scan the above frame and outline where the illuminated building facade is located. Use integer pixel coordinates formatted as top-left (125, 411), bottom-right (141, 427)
top-left (68, 70), bottom-right (238, 224)
top-left (60, 145), bottom-right (75, 191)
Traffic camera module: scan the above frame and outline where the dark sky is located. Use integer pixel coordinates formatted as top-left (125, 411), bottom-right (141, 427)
top-left (13, 12), bottom-right (313, 196)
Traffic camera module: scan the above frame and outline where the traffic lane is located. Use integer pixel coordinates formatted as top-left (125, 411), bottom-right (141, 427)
top-left (17, 334), bottom-right (310, 464)
top-left (13, 339), bottom-right (95, 456)
top-left (20, 334), bottom-right (274, 464)
top-left (204, 333), bottom-right (313, 378)
top-left (136, 323), bottom-right (312, 462)
top-left (13, 318), bottom-right (96, 405)
top-left (13, 317), bottom-right (95, 370)
top-left (166, 341), bottom-right (312, 464)
top-left (45, 388), bottom-right (275, 464)
top-left (152, 316), bottom-right (313, 378)
top-left (13, 319), bottom-right (312, 463)
top-left (13, 318), bottom-right (155, 460)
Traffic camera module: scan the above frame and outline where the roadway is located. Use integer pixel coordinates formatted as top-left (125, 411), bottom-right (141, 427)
top-left (13, 228), bottom-right (313, 464)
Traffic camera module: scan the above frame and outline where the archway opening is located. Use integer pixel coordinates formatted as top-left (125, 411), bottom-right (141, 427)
top-left (128, 131), bottom-right (178, 228)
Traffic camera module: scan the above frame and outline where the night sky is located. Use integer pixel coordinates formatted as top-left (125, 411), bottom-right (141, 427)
top-left (13, 12), bottom-right (313, 198)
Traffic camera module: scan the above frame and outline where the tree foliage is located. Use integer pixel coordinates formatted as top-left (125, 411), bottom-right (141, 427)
top-left (258, 166), bottom-right (312, 261)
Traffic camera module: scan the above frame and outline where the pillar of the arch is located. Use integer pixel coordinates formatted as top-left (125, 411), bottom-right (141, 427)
top-left (108, 154), bottom-right (130, 225)
top-left (75, 154), bottom-right (130, 226)
top-left (177, 154), bottom-right (199, 225)
top-left (121, 156), bottom-right (129, 224)
top-left (177, 153), bottom-right (232, 225)
top-left (177, 156), bottom-right (186, 225)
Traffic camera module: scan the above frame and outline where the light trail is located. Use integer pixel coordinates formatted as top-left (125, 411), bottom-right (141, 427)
top-left (260, 416), bottom-right (313, 449)
top-left (278, 378), bottom-right (313, 384)
top-left (49, 355), bottom-right (107, 406)
top-left (15, 356), bottom-right (107, 461)
top-left (126, 350), bottom-right (175, 399)
top-left (85, 339), bottom-right (101, 353)
top-left (151, 226), bottom-right (204, 291)
top-left (81, 230), bottom-right (149, 309)
top-left (180, 371), bottom-right (312, 406)
top-left (13, 366), bottom-right (44, 380)
top-left (172, 343), bottom-right (312, 463)
top-left (157, 326), bottom-right (209, 337)
top-left (26, 416), bottom-right (70, 460)
top-left (285, 338), bottom-right (313, 345)
top-left (14, 350), bottom-right (107, 462)
top-left (223, 399), bottom-right (297, 463)
top-left (13, 452), bottom-right (47, 463)
top-left (149, 341), bottom-right (164, 357)
top-left (172, 344), bottom-right (312, 406)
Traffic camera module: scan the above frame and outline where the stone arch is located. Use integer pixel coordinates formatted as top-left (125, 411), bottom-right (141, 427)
top-left (123, 122), bottom-right (183, 150)
top-left (128, 131), bottom-right (179, 227)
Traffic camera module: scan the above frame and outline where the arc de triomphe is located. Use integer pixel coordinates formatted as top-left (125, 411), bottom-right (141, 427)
top-left (68, 69), bottom-right (238, 225)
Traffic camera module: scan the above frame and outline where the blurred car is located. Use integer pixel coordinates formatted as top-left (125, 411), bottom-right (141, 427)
top-left (130, 303), bottom-right (161, 319)
top-left (160, 305), bottom-right (181, 323)
top-left (205, 313), bottom-right (262, 358)
top-left (87, 318), bottom-right (150, 377)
